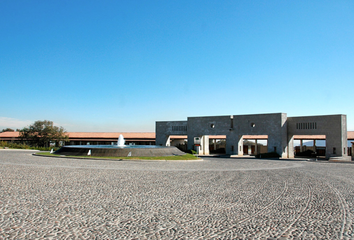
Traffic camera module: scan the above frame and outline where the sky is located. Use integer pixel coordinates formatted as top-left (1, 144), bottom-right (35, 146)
top-left (1, 0), bottom-right (353, 132)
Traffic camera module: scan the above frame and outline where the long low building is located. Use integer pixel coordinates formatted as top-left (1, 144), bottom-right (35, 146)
top-left (1, 129), bottom-right (354, 158)
top-left (0, 132), bottom-right (156, 146)
top-left (2, 131), bottom-right (353, 143)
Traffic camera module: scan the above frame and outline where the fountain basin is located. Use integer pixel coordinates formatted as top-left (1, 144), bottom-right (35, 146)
top-left (54, 145), bottom-right (185, 157)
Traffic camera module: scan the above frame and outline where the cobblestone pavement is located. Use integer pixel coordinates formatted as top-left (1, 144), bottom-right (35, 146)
top-left (0, 150), bottom-right (353, 239)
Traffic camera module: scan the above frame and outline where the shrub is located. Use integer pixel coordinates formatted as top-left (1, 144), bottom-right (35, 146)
top-left (0, 141), bottom-right (60, 151)
top-left (1, 141), bottom-right (31, 149)
top-left (185, 149), bottom-right (197, 155)
top-left (295, 150), bottom-right (316, 157)
top-left (255, 152), bottom-right (281, 159)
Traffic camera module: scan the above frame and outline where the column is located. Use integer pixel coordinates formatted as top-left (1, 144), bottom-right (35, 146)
top-left (237, 135), bottom-right (243, 156)
top-left (268, 134), bottom-right (287, 158)
top-left (287, 135), bottom-right (295, 158)
top-left (156, 134), bottom-right (171, 146)
top-left (196, 136), bottom-right (209, 155)
top-left (225, 134), bottom-right (233, 155)
top-left (202, 135), bottom-right (210, 155)
top-left (187, 135), bottom-right (194, 151)
top-left (166, 136), bottom-right (171, 146)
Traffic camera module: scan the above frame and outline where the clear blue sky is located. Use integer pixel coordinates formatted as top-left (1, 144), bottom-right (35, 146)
top-left (1, 0), bottom-right (353, 132)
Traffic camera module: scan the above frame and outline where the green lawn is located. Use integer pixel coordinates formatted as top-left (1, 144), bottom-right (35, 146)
top-left (35, 152), bottom-right (200, 160)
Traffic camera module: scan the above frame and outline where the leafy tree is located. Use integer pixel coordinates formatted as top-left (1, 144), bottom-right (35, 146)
top-left (1, 128), bottom-right (15, 132)
top-left (19, 120), bottom-right (69, 147)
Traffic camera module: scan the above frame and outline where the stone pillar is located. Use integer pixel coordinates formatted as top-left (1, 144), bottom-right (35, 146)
top-left (187, 135), bottom-right (194, 151)
top-left (197, 136), bottom-right (210, 155)
top-left (255, 139), bottom-right (258, 155)
top-left (326, 115), bottom-right (349, 160)
top-left (313, 139), bottom-right (316, 153)
top-left (156, 135), bottom-right (170, 146)
top-left (226, 134), bottom-right (243, 156)
top-left (287, 135), bottom-right (295, 158)
top-left (300, 140), bottom-right (303, 152)
top-left (225, 133), bottom-right (233, 155)
top-left (237, 135), bottom-right (243, 156)
top-left (326, 135), bottom-right (347, 159)
top-left (156, 134), bottom-right (171, 146)
top-left (268, 134), bottom-right (288, 158)
top-left (202, 135), bottom-right (210, 155)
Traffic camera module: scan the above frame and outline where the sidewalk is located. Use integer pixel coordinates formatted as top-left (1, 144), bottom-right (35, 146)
top-left (0, 148), bottom-right (39, 151)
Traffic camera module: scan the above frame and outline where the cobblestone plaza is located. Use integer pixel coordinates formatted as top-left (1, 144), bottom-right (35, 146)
top-left (1, 150), bottom-right (353, 239)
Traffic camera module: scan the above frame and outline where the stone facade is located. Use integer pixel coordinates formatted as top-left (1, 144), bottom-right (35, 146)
top-left (156, 113), bottom-right (350, 160)
top-left (287, 115), bottom-right (348, 159)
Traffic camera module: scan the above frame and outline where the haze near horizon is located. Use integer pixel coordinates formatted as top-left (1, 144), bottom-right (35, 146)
top-left (1, 1), bottom-right (353, 132)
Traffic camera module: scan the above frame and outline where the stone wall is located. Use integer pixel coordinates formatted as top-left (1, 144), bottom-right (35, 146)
top-left (156, 113), bottom-right (350, 160)
top-left (287, 115), bottom-right (349, 160)
top-left (155, 121), bottom-right (187, 146)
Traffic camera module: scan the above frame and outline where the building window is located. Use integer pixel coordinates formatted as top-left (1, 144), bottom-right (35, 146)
top-left (296, 122), bottom-right (317, 130)
top-left (172, 126), bottom-right (187, 132)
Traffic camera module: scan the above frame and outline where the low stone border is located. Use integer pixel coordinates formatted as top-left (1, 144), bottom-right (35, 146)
top-left (33, 153), bottom-right (203, 162)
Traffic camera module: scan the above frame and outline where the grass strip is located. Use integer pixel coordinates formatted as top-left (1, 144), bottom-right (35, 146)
top-left (35, 151), bottom-right (199, 160)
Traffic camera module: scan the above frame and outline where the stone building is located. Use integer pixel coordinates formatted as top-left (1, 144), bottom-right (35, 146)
top-left (156, 113), bottom-right (351, 160)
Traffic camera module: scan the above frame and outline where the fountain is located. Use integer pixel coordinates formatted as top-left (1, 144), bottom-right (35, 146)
top-left (117, 134), bottom-right (125, 147)
top-left (54, 134), bottom-right (185, 157)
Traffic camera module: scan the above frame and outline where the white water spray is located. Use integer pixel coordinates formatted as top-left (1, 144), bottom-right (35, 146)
top-left (117, 134), bottom-right (125, 147)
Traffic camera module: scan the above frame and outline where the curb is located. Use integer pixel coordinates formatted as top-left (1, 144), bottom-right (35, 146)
top-left (0, 148), bottom-right (40, 152)
top-left (32, 153), bottom-right (203, 162)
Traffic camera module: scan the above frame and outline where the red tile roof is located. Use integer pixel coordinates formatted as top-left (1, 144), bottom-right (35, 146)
top-left (67, 132), bottom-right (155, 139)
top-left (0, 131), bottom-right (20, 137)
top-left (1, 131), bottom-right (354, 140)
top-left (348, 131), bottom-right (354, 140)
top-left (0, 132), bottom-right (155, 139)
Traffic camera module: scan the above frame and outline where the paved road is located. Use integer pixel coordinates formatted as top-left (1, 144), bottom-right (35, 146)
top-left (0, 150), bottom-right (353, 239)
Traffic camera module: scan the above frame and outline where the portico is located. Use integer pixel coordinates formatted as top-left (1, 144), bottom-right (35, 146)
top-left (156, 113), bottom-right (351, 161)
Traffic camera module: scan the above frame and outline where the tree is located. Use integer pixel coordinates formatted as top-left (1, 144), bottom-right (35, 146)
top-left (19, 120), bottom-right (69, 147)
top-left (1, 128), bottom-right (15, 132)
